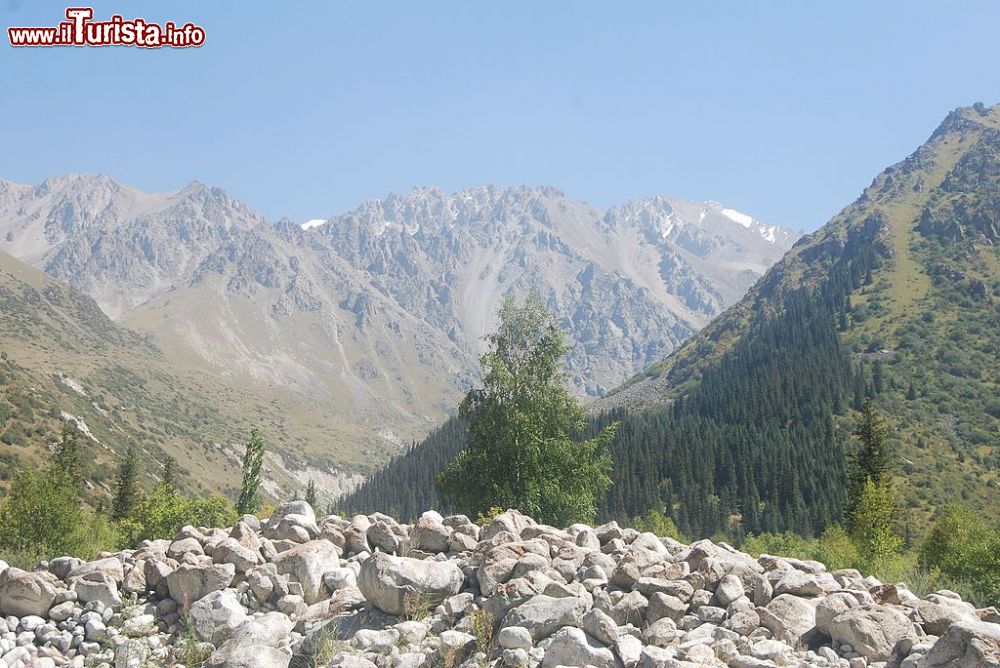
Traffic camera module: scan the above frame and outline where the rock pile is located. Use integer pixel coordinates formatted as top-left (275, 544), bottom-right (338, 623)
top-left (0, 503), bottom-right (997, 667)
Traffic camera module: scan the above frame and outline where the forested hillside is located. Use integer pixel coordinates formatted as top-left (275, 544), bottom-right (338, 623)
top-left (343, 103), bottom-right (1000, 539)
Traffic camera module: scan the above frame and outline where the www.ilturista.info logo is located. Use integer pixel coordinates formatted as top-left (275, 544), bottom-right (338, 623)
top-left (8, 7), bottom-right (205, 48)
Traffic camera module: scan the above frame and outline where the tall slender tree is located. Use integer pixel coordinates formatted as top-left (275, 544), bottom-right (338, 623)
top-left (53, 423), bottom-right (85, 488)
top-left (112, 446), bottom-right (141, 520)
top-left (236, 426), bottom-right (266, 515)
top-left (161, 456), bottom-right (178, 490)
top-left (850, 477), bottom-right (902, 569)
top-left (305, 480), bottom-right (318, 508)
top-left (846, 401), bottom-right (896, 540)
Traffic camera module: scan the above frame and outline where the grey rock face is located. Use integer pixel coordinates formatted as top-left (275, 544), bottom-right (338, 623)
top-left (715, 573), bottom-right (745, 607)
top-left (211, 537), bottom-right (262, 572)
top-left (357, 552), bottom-right (464, 615)
top-left (922, 618), bottom-right (1000, 667)
top-left (757, 593), bottom-right (818, 647)
top-left (70, 572), bottom-right (122, 610)
top-left (541, 626), bottom-right (617, 668)
top-left (825, 604), bottom-right (920, 662)
top-left (204, 612), bottom-right (294, 668)
top-left (815, 591), bottom-right (860, 637)
top-left (271, 539), bottom-right (342, 605)
top-left (188, 590), bottom-right (247, 646)
top-left (917, 594), bottom-right (981, 636)
top-left (0, 568), bottom-right (57, 617)
top-left (500, 594), bottom-right (591, 642)
top-left (497, 625), bottom-right (533, 650)
top-left (166, 563), bottom-right (236, 603)
top-left (413, 512), bottom-right (452, 553)
top-left (265, 501), bottom-right (321, 543)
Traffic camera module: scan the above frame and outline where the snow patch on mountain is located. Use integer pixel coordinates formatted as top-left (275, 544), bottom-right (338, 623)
top-left (721, 207), bottom-right (754, 228)
top-left (760, 224), bottom-right (778, 243)
top-left (301, 218), bottom-right (327, 230)
top-left (659, 213), bottom-right (678, 238)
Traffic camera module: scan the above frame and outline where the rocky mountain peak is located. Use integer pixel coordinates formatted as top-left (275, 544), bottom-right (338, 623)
top-left (930, 101), bottom-right (1000, 140)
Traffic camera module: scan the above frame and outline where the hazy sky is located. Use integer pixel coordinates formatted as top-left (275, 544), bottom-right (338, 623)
top-left (2, 1), bottom-right (999, 231)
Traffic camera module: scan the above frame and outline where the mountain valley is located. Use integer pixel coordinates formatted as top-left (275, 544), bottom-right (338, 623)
top-left (0, 178), bottom-right (796, 497)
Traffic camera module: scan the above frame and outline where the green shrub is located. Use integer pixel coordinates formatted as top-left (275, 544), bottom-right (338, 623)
top-left (0, 469), bottom-right (119, 565)
top-left (813, 526), bottom-right (862, 571)
top-left (919, 505), bottom-right (1000, 607)
top-left (742, 531), bottom-right (819, 561)
top-left (632, 509), bottom-right (687, 542)
top-left (474, 506), bottom-right (505, 527)
top-left (0, 424), bottom-right (26, 446)
top-left (741, 526), bottom-right (860, 572)
top-left (850, 479), bottom-right (902, 572)
top-left (118, 483), bottom-right (237, 548)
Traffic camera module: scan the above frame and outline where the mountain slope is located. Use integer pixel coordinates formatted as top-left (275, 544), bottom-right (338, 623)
top-left (0, 249), bottom-right (363, 502)
top-left (588, 102), bottom-right (1000, 529)
top-left (344, 103), bottom-right (1000, 535)
top-left (0, 178), bottom-right (797, 473)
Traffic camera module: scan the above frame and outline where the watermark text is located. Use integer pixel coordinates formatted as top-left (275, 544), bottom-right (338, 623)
top-left (8, 7), bottom-right (205, 48)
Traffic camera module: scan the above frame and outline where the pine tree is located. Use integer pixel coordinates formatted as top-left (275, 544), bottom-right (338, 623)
top-left (437, 293), bottom-right (616, 526)
top-left (305, 480), bottom-right (318, 508)
top-left (161, 456), bottom-right (178, 490)
top-left (112, 446), bottom-right (141, 520)
top-left (872, 360), bottom-right (884, 394)
top-left (847, 401), bottom-right (892, 529)
top-left (852, 372), bottom-right (865, 411)
top-left (236, 426), bottom-right (265, 516)
top-left (53, 423), bottom-right (85, 488)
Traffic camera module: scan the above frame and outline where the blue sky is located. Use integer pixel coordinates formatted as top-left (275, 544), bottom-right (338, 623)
top-left (2, 1), bottom-right (998, 231)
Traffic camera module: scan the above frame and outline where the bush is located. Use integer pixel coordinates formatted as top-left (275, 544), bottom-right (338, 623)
top-left (0, 469), bottom-right (119, 566)
top-left (118, 484), bottom-right (238, 549)
top-left (474, 506), bottom-right (505, 527)
top-left (741, 508), bottom-right (1000, 607)
top-left (813, 526), bottom-right (862, 571)
top-left (919, 505), bottom-right (1000, 607)
top-left (632, 509), bottom-right (687, 542)
top-left (741, 526), bottom-right (860, 572)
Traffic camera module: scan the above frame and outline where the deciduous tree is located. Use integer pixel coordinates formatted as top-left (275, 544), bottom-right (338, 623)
top-left (438, 293), bottom-right (616, 526)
